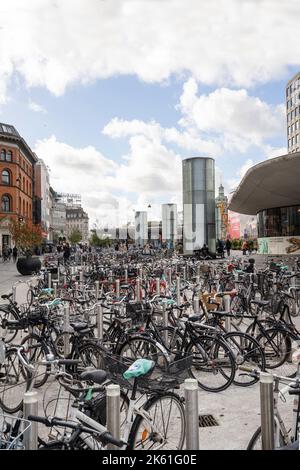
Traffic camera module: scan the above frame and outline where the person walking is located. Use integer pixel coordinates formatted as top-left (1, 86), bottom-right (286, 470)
top-left (242, 240), bottom-right (249, 255)
top-left (63, 242), bottom-right (71, 265)
top-left (225, 239), bottom-right (232, 257)
top-left (12, 246), bottom-right (18, 263)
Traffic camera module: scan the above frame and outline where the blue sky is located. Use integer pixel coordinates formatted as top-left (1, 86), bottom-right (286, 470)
top-left (0, 1), bottom-right (299, 226)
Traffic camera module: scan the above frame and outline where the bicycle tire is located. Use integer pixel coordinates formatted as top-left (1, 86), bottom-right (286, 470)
top-left (127, 392), bottom-right (185, 450)
top-left (0, 307), bottom-right (19, 343)
top-left (247, 425), bottom-right (285, 450)
top-left (0, 347), bottom-right (29, 413)
top-left (20, 333), bottom-right (50, 388)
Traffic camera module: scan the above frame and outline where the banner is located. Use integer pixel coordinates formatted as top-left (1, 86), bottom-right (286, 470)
top-left (258, 236), bottom-right (300, 255)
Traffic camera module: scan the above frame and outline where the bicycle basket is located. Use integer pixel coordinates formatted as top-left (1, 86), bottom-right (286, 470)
top-left (26, 307), bottom-right (48, 325)
top-left (0, 413), bottom-right (31, 450)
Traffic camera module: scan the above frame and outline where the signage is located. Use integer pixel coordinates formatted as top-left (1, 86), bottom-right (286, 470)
top-left (258, 236), bottom-right (300, 255)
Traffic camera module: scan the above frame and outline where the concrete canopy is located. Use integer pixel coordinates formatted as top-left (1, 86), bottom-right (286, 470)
top-left (229, 152), bottom-right (300, 215)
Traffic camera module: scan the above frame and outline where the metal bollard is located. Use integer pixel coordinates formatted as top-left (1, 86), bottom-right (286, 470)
top-left (95, 281), bottom-right (99, 300)
top-left (63, 274), bottom-right (67, 286)
top-left (224, 294), bottom-right (231, 332)
top-left (195, 275), bottom-right (200, 284)
top-left (260, 372), bottom-right (275, 450)
top-left (64, 304), bottom-right (70, 356)
top-left (176, 276), bottom-right (181, 306)
top-left (156, 277), bottom-right (160, 295)
top-left (139, 267), bottom-right (143, 280)
top-left (23, 391), bottom-right (38, 450)
top-left (168, 268), bottom-right (172, 287)
top-left (184, 379), bottom-right (199, 450)
top-left (48, 272), bottom-right (52, 289)
top-left (57, 266), bottom-right (60, 284)
top-left (182, 267), bottom-right (186, 282)
top-left (97, 304), bottom-right (103, 340)
top-left (124, 268), bottom-right (128, 283)
top-left (193, 295), bottom-right (200, 315)
top-left (136, 277), bottom-right (141, 302)
top-left (162, 302), bottom-right (169, 346)
top-left (115, 279), bottom-right (120, 298)
top-left (53, 282), bottom-right (57, 298)
top-left (74, 281), bottom-right (79, 297)
top-left (106, 384), bottom-right (121, 450)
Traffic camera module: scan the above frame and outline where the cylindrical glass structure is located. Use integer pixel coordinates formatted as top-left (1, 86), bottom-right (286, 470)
top-left (162, 204), bottom-right (177, 248)
top-left (182, 157), bottom-right (216, 254)
top-left (135, 211), bottom-right (148, 247)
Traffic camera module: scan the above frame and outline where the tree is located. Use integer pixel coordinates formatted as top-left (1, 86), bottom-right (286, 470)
top-left (69, 229), bottom-right (82, 245)
top-left (9, 218), bottom-right (43, 256)
top-left (90, 231), bottom-right (102, 247)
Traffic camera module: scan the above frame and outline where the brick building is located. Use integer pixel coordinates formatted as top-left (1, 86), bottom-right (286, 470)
top-left (0, 123), bottom-right (37, 251)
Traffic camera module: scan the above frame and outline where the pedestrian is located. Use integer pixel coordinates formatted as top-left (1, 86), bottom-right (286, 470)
top-left (12, 246), bottom-right (18, 263)
top-left (63, 242), bottom-right (71, 264)
top-left (225, 239), bottom-right (232, 257)
top-left (242, 240), bottom-right (249, 255)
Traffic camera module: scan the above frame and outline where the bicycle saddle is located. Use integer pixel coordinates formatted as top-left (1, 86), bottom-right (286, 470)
top-left (70, 321), bottom-right (89, 331)
top-left (250, 300), bottom-right (270, 307)
top-left (80, 369), bottom-right (107, 385)
top-left (1, 293), bottom-right (12, 300)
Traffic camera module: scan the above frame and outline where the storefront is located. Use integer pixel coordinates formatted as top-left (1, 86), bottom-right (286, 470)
top-left (229, 152), bottom-right (300, 255)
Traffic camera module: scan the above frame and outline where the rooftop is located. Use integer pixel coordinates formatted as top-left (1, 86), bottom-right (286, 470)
top-left (229, 152), bottom-right (300, 215)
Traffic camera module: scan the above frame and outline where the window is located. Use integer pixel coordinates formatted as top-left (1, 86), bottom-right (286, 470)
top-left (6, 150), bottom-right (12, 162)
top-left (292, 136), bottom-right (295, 146)
top-left (1, 194), bottom-right (11, 212)
top-left (296, 134), bottom-right (299, 144)
top-left (291, 123), bottom-right (294, 133)
top-left (2, 170), bottom-right (10, 185)
top-left (296, 107), bottom-right (298, 117)
top-left (23, 177), bottom-right (25, 191)
top-left (288, 139), bottom-right (291, 148)
top-left (291, 110), bottom-right (294, 120)
top-left (296, 121), bottom-right (299, 131)
top-left (1, 149), bottom-right (6, 161)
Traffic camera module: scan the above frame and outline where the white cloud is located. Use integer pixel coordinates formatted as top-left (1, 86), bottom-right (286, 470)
top-left (179, 78), bottom-right (285, 152)
top-left (227, 158), bottom-right (254, 191)
top-left (28, 100), bottom-right (47, 114)
top-left (0, 1), bottom-right (299, 101)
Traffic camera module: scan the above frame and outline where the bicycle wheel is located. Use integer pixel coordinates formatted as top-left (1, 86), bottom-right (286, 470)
top-left (223, 332), bottom-right (265, 386)
top-left (186, 335), bottom-right (236, 392)
top-left (118, 336), bottom-right (169, 371)
top-left (76, 343), bottom-right (105, 371)
top-left (247, 425), bottom-right (285, 450)
top-left (128, 392), bottom-right (185, 450)
top-left (0, 307), bottom-right (19, 343)
top-left (255, 328), bottom-right (291, 371)
top-left (0, 347), bottom-right (29, 413)
top-left (20, 334), bottom-right (50, 388)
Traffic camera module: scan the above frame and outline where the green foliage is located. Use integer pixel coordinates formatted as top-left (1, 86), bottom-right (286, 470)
top-left (69, 229), bottom-right (82, 245)
top-left (89, 231), bottom-right (112, 247)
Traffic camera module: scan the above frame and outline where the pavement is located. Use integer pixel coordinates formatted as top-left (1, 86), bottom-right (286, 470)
top-left (0, 259), bottom-right (34, 303)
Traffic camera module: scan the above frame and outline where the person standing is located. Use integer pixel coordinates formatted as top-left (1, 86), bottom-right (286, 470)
top-left (63, 242), bottom-right (71, 264)
top-left (12, 246), bottom-right (18, 263)
top-left (242, 240), bottom-right (248, 255)
top-left (225, 239), bottom-right (232, 257)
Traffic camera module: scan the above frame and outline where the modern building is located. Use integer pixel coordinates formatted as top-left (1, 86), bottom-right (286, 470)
top-left (215, 184), bottom-right (228, 241)
top-left (34, 159), bottom-right (51, 241)
top-left (229, 152), bottom-right (300, 255)
top-left (66, 206), bottom-right (89, 243)
top-left (162, 204), bottom-right (177, 248)
top-left (286, 71), bottom-right (300, 153)
top-left (182, 157), bottom-right (216, 254)
top-left (135, 211), bottom-right (148, 247)
top-left (50, 189), bottom-right (67, 242)
top-left (0, 123), bottom-right (37, 251)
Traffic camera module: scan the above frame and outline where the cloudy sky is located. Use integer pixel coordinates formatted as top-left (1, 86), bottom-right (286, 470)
top-left (0, 0), bottom-right (298, 227)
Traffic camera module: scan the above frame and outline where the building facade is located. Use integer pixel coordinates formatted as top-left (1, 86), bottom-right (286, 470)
top-left (182, 157), bottom-right (216, 254)
top-left (215, 184), bottom-right (228, 241)
top-left (286, 72), bottom-right (300, 153)
top-left (34, 159), bottom-right (51, 241)
top-left (0, 123), bottom-right (37, 251)
top-left (66, 207), bottom-right (89, 243)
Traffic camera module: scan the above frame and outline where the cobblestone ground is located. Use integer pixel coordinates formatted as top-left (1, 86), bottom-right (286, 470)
top-left (0, 255), bottom-right (298, 449)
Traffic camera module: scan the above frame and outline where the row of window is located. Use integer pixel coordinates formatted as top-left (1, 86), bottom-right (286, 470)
top-left (0, 150), bottom-right (12, 162)
top-left (286, 94), bottom-right (300, 109)
top-left (258, 206), bottom-right (300, 238)
top-left (288, 135), bottom-right (299, 148)
top-left (287, 106), bottom-right (300, 122)
top-left (0, 149), bottom-right (33, 177)
top-left (286, 78), bottom-right (300, 97)
top-left (288, 121), bottom-right (300, 135)
top-left (1, 194), bottom-right (32, 216)
top-left (0, 169), bottom-right (32, 195)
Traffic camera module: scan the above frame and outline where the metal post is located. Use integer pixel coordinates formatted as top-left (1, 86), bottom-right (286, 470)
top-left (53, 282), bottom-right (57, 298)
top-left (168, 268), bottom-right (172, 287)
top-left (163, 302), bottom-right (168, 345)
top-left (195, 275), bottom-right (200, 285)
top-left (23, 391), bottom-right (38, 450)
top-left (116, 279), bottom-right (120, 298)
top-left (156, 277), bottom-right (160, 295)
top-left (64, 304), bottom-right (70, 356)
top-left (97, 304), bottom-right (103, 340)
top-left (63, 274), bottom-right (67, 286)
top-left (260, 372), bottom-right (275, 450)
top-left (182, 267), bottom-right (186, 282)
top-left (136, 277), bottom-right (141, 302)
top-left (224, 294), bottom-right (231, 332)
top-left (176, 276), bottom-right (181, 306)
top-left (193, 295), bottom-right (200, 315)
top-left (57, 266), bottom-right (60, 284)
top-left (124, 268), bottom-right (128, 283)
top-left (184, 379), bottom-right (199, 450)
top-left (106, 384), bottom-right (120, 450)
top-left (75, 281), bottom-right (79, 298)
top-left (95, 281), bottom-right (99, 300)
top-left (48, 272), bottom-right (52, 289)
top-left (139, 267), bottom-right (143, 280)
